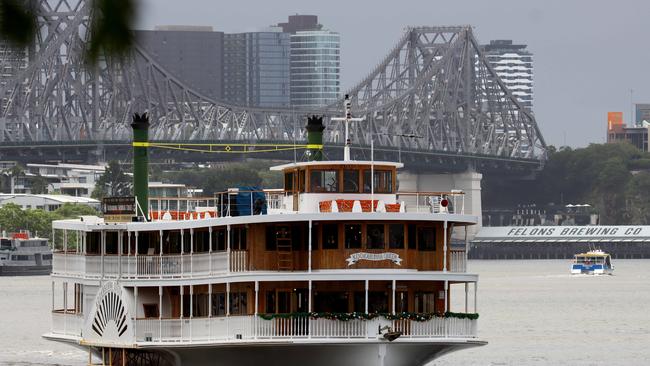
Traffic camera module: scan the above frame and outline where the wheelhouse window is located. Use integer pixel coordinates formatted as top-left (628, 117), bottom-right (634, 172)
top-left (388, 224), bottom-right (405, 249)
top-left (417, 227), bottom-right (436, 251)
top-left (284, 172), bottom-right (294, 191)
top-left (363, 170), bottom-right (393, 193)
top-left (299, 170), bottom-right (306, 192)
top-left (366, 224), bottom-right (385, 249)
top-left (310, 170), bottom-right (339, 192)
top-left (343, 169), bottom-right (360, 193)
top-left (322, 224), bottom-right (338, 249)
top-left (344, 224), bottom-right (362, 249)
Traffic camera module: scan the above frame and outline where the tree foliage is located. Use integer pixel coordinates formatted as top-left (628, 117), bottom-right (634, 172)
top-left (92, 160), bottom-right (132, 200)
top-left (0, 203), bottom-right (99, 241)
top-left (0, 0), bottom-right (137, 62)
top-left (162, 161), bottom-right (283, 196)
top-left (512, 142), bottom-right (650, 224)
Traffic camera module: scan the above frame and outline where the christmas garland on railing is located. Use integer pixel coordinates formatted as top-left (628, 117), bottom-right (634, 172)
top-left (258, 311), bottom-right (478, 322)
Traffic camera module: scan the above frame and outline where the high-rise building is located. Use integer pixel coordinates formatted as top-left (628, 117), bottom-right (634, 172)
top-left (223, 29), bottom-right (290, 108)
top-left (289, 30), bottom-right (340, 108)
top-left (135, 26), bottom-right (224, 100)
top-left (482, 40), bottom-right (534, 110)
top-left (277, 15), bottom-right (340, 108)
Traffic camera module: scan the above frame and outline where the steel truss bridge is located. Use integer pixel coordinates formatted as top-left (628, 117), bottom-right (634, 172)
top-left (0, 0), bottom-right (546, 173)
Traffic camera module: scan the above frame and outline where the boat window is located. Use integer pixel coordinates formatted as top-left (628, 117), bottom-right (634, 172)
top-left (229, 291), bottom-right (248, 315)
top-left (265, 291), bottom-right (276, 313)
top-left (396, 291), bottom-right (408, 313)
top-left (265, 226), bottom-right (278, 250)
top-left (105, 232), bottom-right (118, 254)
top-left (345, 224), bottom-right (362, 249)
top-left (230, 227), bottom-right (247, 250)
top-left (366, 224), bottom-right (385, 249)
top-left (212, 228), bottom-right (226, 251)
top-left (407, 224), bottom-right (417, 249)
top-left (210, 292), bottom-right (226, 316)
top-left (368, 291), bottom-right (389, 313)
top-left (192, 293), bottom-right (210, 317)
top-left (322, 224), bottom-right (338, 249)
top-left (284, 172), bottom-right (294, 191)
top-left (314, 292), bottom-right (349, 313)
top-left (142, 304), bottom-right (159, 318)
top-left (86, 232), bottom-right (101, 254)
top-left (388, 224), bottom-right (404, 249)
top-left (418, 227), bottom-right (436, 251)
top-left (298, 170), bottom-right (306, 192)
top-left (162, 231), bottom-right (181, 254)
top-left (343, 169), bottom-right (360, 193)
top-left (363, 170), bottom-right (393, 193)
top-left (194, 229), bottom-right (210, 253)
top-left (414, 292), bottom-right (436, 313)
top-left (310, 170), bottom-right (339, 192)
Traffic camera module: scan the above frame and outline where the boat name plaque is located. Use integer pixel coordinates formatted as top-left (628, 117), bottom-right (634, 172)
top-left (346, 252), bottom-right (402, 266)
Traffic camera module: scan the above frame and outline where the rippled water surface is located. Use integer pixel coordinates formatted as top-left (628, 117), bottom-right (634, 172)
top-left (1, 260), bottom-right (649, 365)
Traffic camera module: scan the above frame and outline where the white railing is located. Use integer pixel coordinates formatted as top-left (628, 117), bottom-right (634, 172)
top-left (135, 315), bottom-right (477, 344)
top-left (51, 312), bottom-right (83, 337)
top-left (230, 250), bottom-right (248, 272)
top-left (52, 251), bottom-right (231, 279)
top-left (450, 250), bottom-right (467, 273)
top-left (397, 192), bottom-right (465, 215)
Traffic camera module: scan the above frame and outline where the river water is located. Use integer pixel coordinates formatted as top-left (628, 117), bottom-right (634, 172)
top-left (1, 260), bottom-right (649, 365)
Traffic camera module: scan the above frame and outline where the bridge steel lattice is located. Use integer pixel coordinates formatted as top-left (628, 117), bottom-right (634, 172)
top-left (0, 0), bottom-right (546, 166)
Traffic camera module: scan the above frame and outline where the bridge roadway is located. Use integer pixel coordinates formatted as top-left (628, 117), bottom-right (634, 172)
top-left (0, 140), bottom-right (541, 175)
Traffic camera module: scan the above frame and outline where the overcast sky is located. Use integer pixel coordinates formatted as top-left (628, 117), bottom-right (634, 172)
top-left (137, 0), bottom-right (650, 148)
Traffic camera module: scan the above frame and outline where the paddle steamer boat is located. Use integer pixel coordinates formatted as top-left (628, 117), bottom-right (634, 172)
top-left (45, 111), bottom-right (484, 365)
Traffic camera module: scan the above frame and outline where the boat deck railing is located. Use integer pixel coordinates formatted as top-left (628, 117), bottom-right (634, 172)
top-left (52, 249), bottom-right (467, 279)
top-left (50, 313), bottom-right (477, 343)
top-left (145, 190), bottom-right (466, 221)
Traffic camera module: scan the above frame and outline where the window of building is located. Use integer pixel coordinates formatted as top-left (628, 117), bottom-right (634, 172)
top-left (343, 169), bottom-right (360, 193)
top-left (299, 170), bottom-right (306, 192)
top-left (265, 291), bottom-right (276, 313)
top-left (344, 224), bottom-right (362, 249)
top-left (366, 224), bottom-right (385, 249)
top-left (388, 224), bottom-right (404, 249)
top-left (310, 170), bottom-right (338, 192)
top-left (322, 224), bottom-right (338, 249)
top-left (418, 227), bottom-right (436, 251)
top-left (142, 304), bottom-right (159, 318)
top-left (368, 291), bottom-right (388, 313)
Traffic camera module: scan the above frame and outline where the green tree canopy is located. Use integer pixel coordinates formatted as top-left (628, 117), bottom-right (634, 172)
top-left (92, 160), bottom-right (132, 200)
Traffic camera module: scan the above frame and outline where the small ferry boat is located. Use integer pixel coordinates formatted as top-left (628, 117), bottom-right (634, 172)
top-left (44, 109), bottom-right (484, 366)
top-left (0, 231), bottom-right (52, 276)
top-left (571, 249), bottom-right (614, 275)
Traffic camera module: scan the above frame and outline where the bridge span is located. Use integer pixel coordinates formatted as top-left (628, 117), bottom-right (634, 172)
top-left (0, 0), bottom-right (546, 172)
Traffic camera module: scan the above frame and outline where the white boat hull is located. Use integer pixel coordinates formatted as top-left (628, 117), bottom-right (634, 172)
top-left (152, 340), bottom-right (486, 366)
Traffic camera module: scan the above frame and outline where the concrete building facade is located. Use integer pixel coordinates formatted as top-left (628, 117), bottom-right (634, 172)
top-left (223, 29), bottom-right (290, 108)
top-left (135, 26), bottom-right (224, 100)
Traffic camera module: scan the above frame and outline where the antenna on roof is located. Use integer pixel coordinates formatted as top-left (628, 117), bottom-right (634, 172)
top-left (331, 94), bottom-right (365, 161)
